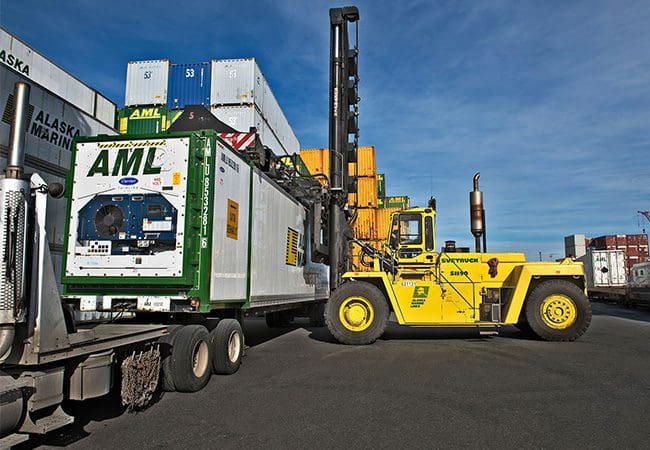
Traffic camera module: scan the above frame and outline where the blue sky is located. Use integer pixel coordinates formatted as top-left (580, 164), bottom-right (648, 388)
top-left (2, 0), bottom-right (649, 260)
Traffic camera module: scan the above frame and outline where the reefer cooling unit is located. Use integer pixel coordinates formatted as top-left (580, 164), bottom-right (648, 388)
top-left (62, 130), bottom-right (328, 313)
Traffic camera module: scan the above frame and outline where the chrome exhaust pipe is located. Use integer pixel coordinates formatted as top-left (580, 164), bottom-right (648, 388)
top-left (470, 172), bottom-right (485, 253)
top-left (0, 82), bottom-right (31, 362)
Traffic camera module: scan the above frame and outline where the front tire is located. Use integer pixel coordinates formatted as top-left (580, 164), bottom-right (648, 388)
top-left (524, 280), bottom-right (591, 341)
top-left (325, 282), bottom-right (389, 345)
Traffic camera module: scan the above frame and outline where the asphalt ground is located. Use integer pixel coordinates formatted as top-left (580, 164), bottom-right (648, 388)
top-left (21, 301), bottom-right (650, 449)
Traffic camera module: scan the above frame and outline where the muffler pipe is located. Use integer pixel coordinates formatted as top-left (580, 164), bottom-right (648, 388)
top-left (6, 82), bottom-right (30, 179)
top-left (470, 172), bottom-right (485, 253)
top-left (0, 82), bottom-right (31, 363)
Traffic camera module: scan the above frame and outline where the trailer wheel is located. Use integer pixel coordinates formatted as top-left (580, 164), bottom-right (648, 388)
top-left (210, 319), bottom-right (244, 375)
top-left (168, 325), bottom-right (211, 392)
top-left (159, 325), bottom-right (183, 392)
top-left (525, 280), bottom-right (592, 341)
top-left (325, 282), bottom-right (389, 345)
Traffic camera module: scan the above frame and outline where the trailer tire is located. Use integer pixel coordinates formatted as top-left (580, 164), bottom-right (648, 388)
top-left (525, 279), bottom-right (591, 341)
top-left (159, 325), bottom-right (183, 392)
top-left (168, 325), bottom-right (211, 392)
top-left (325, 282), bottom-right (389, 345)
top-left (210, 319), bottom-right (244, 375)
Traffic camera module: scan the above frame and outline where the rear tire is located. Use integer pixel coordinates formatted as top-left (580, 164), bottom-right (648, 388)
top-left (525, 280), bottom-right (591, 341)
top-left (210, 319), bottom-right (244, 375)
top-left (168, 325), bottom-right (211, 392)
top-left (159, 325), bottom-right (183, 392)
top-left (325, 282), bottom-right (389, 345)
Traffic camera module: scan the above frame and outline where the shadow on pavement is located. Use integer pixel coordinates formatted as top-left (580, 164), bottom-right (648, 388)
top-left (306, 320), bottom-right (532, 343)
top-left (14, 386), bottom-right (164, 449)
top-left (243, 317), bottom-right (307, 348)
top-left (591, 301), bottom-right (650, 323)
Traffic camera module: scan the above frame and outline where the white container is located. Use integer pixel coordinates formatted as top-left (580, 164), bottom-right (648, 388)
top-left (1, 28), bottom-right (116, 127)
top-left (208, 141), bottom-right (328, 305)
top-left (0, 66), bottom-right (117, 286)
top-left (211, 59), bottom-right (300, 155)
top-left (124, 59), bottom-right (169, 106)
top-left (631, 262), bottom-right (650, 287)
top-left (211, 105), bottom-right (284, 155)
top-left (579, 249), bottom-right (627, 287)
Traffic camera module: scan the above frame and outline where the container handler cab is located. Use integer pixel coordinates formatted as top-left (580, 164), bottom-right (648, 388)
top-left (324, 174), bottom-right (592, 345)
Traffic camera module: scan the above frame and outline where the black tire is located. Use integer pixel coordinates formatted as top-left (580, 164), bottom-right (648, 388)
top-left (524, 280), bottom-right (592, 342)
top-left (308, 303), bottom-right (326, 327)
top-left (167, 325), bottom-right (211, 392)
top-left (159, 325), bottom-right (183, 392)
top-left (325, 282), bottom-right (389, 345)
top-left (210, 319), bottom-right (244, 375)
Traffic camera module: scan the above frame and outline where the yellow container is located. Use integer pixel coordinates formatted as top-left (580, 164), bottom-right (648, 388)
top-left (352, 207), bottom-right (377, 240)
top-left (348, 146), bottom-right (376, 178)
top-left (349, 176), bottom-right (378, 208)
top-left (375, 207), bottom-right (401, 242)
top-left (299, 148), bottom-right (329, 185)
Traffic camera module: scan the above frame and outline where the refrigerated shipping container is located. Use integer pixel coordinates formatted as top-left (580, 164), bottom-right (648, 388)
top-left (116, 106), bottom-right (184, 135)
top-left (353, 208), bottom-right (378, 240)
top-left (348, 146), bottom-right (376, 177)
top-left (124, 59), bottom-right (170, 106)
top-left (0, 66), bottom-right (117, 285)
top-left (383, 195), bottom-right (410, 209)
top-left (579, 249), bottom-right (627, 288)
top-left (300, 148), bottom-right (330, 184)
top-left (349, 176), bottom-right (378, 208)
top-left (62, 130), bottom-right (329, 313)
top-left (211, 58), bottom-right (300, 156)
top-left (168, 62), bottom-right (211, 109)
top-left (1, 28), bottom-right (116, 127)
top-left (376, 207), bottom-right (400, 242)
top-left (211, 104), bottom-right (289, 155)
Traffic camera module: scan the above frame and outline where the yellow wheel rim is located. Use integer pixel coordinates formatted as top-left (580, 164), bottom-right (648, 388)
top-left (540, 294), bottom-right (577, 330)
top-left (339, 296), bottom-right (374, 332)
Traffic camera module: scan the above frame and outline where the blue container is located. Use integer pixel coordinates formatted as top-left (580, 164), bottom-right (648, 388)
top-left (168, 62), bottom-right (211, 109)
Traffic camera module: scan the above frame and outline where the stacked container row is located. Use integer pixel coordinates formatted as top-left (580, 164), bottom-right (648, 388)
top-left (586, 234), bottom-right (649, 275)
top-left (124, 58), bottom-right (299, 155)
top-left (1, 28), bottom-right (116, 128)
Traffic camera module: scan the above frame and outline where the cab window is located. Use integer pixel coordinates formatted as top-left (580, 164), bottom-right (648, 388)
top-left (399, 214), bottom-right (422, 245)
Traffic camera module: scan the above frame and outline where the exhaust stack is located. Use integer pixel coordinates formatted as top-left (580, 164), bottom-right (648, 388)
top-left (470, 172), bottom-right (486, 253)
top-left (0, 82), bottom-right (31, 362)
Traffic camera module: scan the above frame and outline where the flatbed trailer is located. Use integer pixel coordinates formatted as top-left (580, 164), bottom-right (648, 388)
top-left (588, 286), bottom-right (650, 307)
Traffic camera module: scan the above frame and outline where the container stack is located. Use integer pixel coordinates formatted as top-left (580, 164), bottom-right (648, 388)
top-left (585, 234), bottom-right (649, 276)
top-left (122, 58), bottom-right (300, 156)
top-left (299, 145), bottom-right (411, 271)
top-left (0, 28), bottom-right (117, 282)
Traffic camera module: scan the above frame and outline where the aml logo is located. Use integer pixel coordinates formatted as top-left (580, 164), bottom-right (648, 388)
top-left (410, 286), bottom-right (430, 308)
top-left (87, 147), bottom-right (162, 177)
